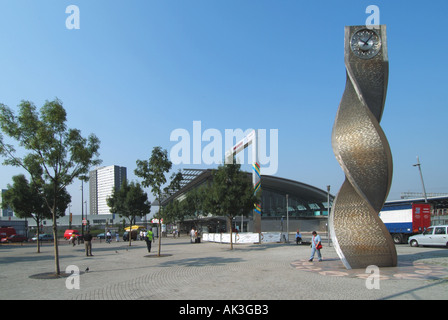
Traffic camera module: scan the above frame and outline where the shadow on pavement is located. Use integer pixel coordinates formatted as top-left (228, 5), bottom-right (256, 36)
top-left (158, 256), bottom-right (244, 267)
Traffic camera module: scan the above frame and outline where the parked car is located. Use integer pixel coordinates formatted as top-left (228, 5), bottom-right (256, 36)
top-left (408, 225), bottom-right (448, 247)
top-left (31, 234), bottom-right (54, 242)
top-left (64, 229), bottom-right (81, 240)
top-left (97, 233), bottom-right (105, 239)
top-left (1, 234), bottom-right (28, 243)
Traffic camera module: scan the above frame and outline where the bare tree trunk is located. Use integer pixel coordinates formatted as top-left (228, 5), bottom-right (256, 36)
top-left (128, 219), bottom-right (132, 247)
top-left (158, 222), bottom-right (162, 256)
top-left (157, 195), bottom-right (162, 257)
top-left (51, 183), bottom-right (60, 275)
top-left (52, 210), bottom-right (60, 275)
top-left (229, 217), bottom-right (233, 250)
top-left (36, 216), bottom-right (41, 253)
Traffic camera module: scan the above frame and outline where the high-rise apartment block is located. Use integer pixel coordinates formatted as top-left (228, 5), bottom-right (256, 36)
top-left (89, 165), bottom-right (127, 215)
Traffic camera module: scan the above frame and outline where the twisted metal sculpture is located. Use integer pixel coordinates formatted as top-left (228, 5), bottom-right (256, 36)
top-left (330, 25), bottom-right (397, 270)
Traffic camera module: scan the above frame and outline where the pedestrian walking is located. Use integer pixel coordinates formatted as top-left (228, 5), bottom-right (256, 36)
top-left (70, 233), bottom-right (77, 246)
top-left (190, 227), bottom-right (195, 243)
top-left (145, 228), bottom-right (153, 253)
top-left (309, 231), bottom-right (323, 262)
top-left (84, 230), bottom-right (93, 256)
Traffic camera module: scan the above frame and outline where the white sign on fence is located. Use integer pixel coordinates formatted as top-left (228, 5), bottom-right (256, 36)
top-left (202, 232), bottom-right (283, 244)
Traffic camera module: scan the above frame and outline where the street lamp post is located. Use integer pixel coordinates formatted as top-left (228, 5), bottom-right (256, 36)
top-left (68, 204), bottom-right (72, 229)
top-left (327, 185), bottom-right (331, 246)
top-left (286, 194), bottom-right (289, 243)
top-left (84, 201), bottom-right (87, 231)
top-left (413, 156), bottom-right (428, 203)
top-left (81, 181), bottom-right (84, 236)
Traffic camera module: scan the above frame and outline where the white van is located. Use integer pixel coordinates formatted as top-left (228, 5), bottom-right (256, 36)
top-left (408, 225), bottom-right (448, 247)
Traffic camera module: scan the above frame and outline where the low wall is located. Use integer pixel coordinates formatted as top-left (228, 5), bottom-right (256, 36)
top-left (202, 232), bottom-right (283, 244)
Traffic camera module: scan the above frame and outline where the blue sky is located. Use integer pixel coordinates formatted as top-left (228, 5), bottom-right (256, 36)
top-left (0, 0), bottom-right (447, 216)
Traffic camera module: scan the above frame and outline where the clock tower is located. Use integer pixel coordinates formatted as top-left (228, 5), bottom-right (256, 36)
top-left (330, 25), bottom-right (397, 270)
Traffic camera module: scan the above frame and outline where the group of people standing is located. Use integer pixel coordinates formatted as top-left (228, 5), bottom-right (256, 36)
top-left (190, 228), bottom-right (199, 243)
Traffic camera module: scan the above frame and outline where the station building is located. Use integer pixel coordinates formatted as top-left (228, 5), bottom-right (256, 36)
top-left (160, 169), bottom-right (334, 234)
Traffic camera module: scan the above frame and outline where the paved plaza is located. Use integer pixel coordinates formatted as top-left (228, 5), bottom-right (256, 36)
top-left (0, 236), bottom-right (447, 301)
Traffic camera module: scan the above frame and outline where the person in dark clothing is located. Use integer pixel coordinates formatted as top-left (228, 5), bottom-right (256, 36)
top-left (84, 231), bottom-right (93, 256)
top-left (295, 230), bottom-right (302, 245)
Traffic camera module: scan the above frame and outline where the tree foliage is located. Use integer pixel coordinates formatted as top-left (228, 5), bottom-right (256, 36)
top-left (135, 146), bottom-right (172, 198)
top-left (3, 174), bottom-right (71, 252)
top-left (0, 99), bottom-right (101, 274)
top-left (205, 162), bottom-right (259, 249)
top-left (135, 146), bottom-right (182, 256)
top-left (163, 199), bottom-right (184, 225)
top-left (183, 186), bottom-right (209, 228)
top-left (107, 180), bottom-right (151, 246)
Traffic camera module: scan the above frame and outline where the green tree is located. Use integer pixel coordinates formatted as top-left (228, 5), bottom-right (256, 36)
top-left (183, 186), bottom-right (208, 230)
top-left (163, 199), bottom-right (184, 228)
top-left (107, 180), bottom-right (151, 246)
top-left (135, 146), bottom-right (181, 256)
top-left (163, 170), bottom-right (183, 196)
top-left (4, 175), bottom-right (45, 252)
top-left (205, 162), bottom-right (259, 250)
top-left (161, 170), bottom-right (184, 230)
top-left (0, 99), bottom-right (101, 275)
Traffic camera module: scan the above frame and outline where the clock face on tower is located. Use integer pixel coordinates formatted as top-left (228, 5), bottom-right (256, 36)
top-left (350, 28), bottom-right (381, 59)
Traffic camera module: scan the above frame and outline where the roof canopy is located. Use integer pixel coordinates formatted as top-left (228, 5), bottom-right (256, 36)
top-left (161, 169), bottom-right (333, 206)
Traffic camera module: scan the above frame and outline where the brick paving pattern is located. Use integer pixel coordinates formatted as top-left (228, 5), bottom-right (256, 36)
top-left (1, 237), bottom-right (447, 300)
